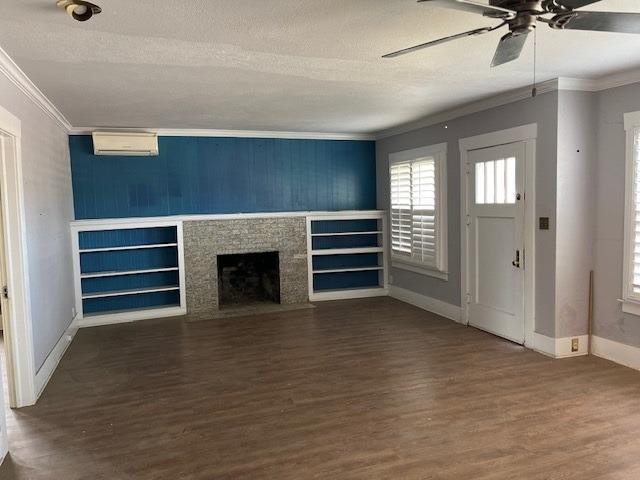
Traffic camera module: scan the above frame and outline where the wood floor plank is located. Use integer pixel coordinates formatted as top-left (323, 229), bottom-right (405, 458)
top-left (1, 297), bottom-right (640, 479)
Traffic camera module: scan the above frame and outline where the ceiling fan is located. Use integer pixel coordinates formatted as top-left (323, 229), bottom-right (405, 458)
top-left (383, 0), bottom-right (640, 67)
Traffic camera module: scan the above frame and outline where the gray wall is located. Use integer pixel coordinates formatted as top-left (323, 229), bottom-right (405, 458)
top-left (0, 73), bottom-right (75, 371)
top-left (593, 82), bottom-right (640, 348)
top-left (376, 91), bottom-right (559, 337)
top-left (555, 90), bottom-right (597, 338)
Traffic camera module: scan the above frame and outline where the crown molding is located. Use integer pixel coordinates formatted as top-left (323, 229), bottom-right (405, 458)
top-left (375, 70), bottom-right (640, 140)
top-left (0, 45), bottom-right (72, 132)
top-left (375, 79), bottom-right (559, 139)
top-left (69, 127), bottom-right (376, 141)
top-left (556, 77), bottom-right (600, 92)
top-left (592, 68), bottom-right (640, 92)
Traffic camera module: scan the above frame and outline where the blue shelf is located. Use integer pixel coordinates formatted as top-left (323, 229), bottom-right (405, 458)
top-left (80, 247), bottom-right (178, 274)
top-left (311, 219), bottom-right (379, 234)
top-left (313, 270), bottom-right (380, 291)
top-left (83, 290), bottom-right (180, 315)
top-left (82, 270), bottom-right (179, 294)
top-left (309, 217), bottom-right (385, 297)
top-left (312, 233), bottom-right (379, 250)
top-left (312, 253), bottom-right (380, 271)
top-left (76, 225), bottom-right (182, 318)
top-left (79, 227), bottom-right (177, 250)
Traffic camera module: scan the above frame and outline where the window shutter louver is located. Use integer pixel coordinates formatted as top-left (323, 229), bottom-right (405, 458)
top-left (632, 129), bottom-right (640, 293)
top-left (390, 163), bottom-right (412, 255)
top-left (411, 159), bottom-right (437, 267)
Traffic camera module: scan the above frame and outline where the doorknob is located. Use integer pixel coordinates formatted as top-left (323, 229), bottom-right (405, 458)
top-left (512, 250), bottom-right (520, 268)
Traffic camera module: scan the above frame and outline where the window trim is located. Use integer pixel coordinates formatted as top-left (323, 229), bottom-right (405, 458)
top-left (389, 143), bottom-right (448, 280)
top-left (622, 111), bottom-right (640, 315)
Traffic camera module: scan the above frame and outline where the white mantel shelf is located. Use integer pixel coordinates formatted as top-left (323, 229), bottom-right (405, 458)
top-left (70, 210), bottom-right (387, 228)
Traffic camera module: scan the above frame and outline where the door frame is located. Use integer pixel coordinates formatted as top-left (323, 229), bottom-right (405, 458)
top-left (459, 124), bottom-right (537, 347)
top-left (0, 104), bottom-right (36, 408)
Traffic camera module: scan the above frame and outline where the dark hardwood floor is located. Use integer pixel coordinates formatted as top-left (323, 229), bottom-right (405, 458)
top-left (1, 297), bottom-right (640, 479)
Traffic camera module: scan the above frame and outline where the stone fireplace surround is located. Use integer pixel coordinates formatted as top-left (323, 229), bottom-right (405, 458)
top-left (183, 217), bottom-right (308, 321)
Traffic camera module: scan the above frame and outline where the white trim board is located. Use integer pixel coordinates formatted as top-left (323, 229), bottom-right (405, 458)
top-left (69, 127), bottom-right (375, 141)
top-left (70, 210), bottom-right (386, 228)
top-left (533, 333), bottom-right (589, 359)
top-left (78, 306), bottom-right (185, 329)
top-left (310, 288), bottom-right (388, 302)
top-left (591, 335), bottom-right (640, 371)
top-left (388, 285), bottom-right (462, 324)
top-left (0, 105), bottom-right (38, 407)
top-left (34, 317), bottom-right (79, 399)
top-left (0, 46), bottom-right (71, 132)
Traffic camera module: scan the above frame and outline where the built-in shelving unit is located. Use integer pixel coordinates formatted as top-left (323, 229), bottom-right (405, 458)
top-left (71, 221), bottom-right (186, 327)
top-left (307, 212), bottom-right (388, 301)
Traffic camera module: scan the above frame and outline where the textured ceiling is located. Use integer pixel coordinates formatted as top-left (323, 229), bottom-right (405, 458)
top-left (0, 0), bottom-right (640, 134)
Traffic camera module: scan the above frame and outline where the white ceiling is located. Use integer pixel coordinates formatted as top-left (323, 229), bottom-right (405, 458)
top-left (0, 0), bottom-right (640, 134)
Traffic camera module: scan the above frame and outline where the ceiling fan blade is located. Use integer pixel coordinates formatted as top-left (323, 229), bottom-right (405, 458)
top-left (383, 26), bottom-right (496, 58)
top-left (491, 32), bottom-right (529, 67)
top-left (556, 11), bottom-right (640, 34)
top-left (418, 0), bottom-right (516, 19)
top-left (555, 0), bottom-right (601, 9)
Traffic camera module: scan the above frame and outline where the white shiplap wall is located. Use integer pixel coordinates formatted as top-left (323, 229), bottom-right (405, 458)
top-left (0, 72), bottom-right (75, 373)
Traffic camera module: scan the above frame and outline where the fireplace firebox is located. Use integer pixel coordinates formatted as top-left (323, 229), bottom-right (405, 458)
top-left (217, 252), bottom-right (280, 307)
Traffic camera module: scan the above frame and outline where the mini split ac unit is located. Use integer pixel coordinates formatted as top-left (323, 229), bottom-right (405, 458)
top-left (92, 132), bottom-right (159, 156)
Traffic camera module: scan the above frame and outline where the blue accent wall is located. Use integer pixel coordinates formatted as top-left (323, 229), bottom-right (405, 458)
top-left (70, 136), bottom-right (376, 219)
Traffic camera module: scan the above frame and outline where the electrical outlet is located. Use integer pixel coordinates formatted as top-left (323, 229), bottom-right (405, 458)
top-left (571, 338), bottom-right (579, 352)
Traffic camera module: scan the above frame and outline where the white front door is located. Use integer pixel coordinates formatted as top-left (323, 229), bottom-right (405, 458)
top-left (467, 142), bottom-right (525, 344)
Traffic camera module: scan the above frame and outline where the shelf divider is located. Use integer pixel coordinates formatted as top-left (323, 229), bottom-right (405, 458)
top-left (80, 243), bottom-right (178, 253)
top-left (82, 285), bottom-right (180, 300)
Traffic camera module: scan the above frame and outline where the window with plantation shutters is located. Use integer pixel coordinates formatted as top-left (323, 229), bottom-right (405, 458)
top-left (389, 144), bottom-right (448, 278)
top-left (623, 119), bottom-right (640, 314)
top-left (631, 130), bottom-right (640, 293)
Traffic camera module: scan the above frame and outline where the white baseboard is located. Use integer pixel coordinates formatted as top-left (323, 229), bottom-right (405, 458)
top-left (388, 285), bottom-right (462, 323)
top-left (592, 335), bottom-right (640, 371)
top-left (34, 316), bottom-right (79, 399)
top-left (0, 420), bottom-right (7, 466)
top-left (533, 333), bottom-right (589, 358)
top-left (310, 287), bottom-right (389, 302)
top-left (532, 333), bottom-right (556, 357)
top-left (77, 306), bottom-right (186, 328)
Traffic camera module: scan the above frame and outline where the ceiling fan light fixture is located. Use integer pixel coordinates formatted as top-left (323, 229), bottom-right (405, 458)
top-left (56, 0), bottom-right (101, 22)
top-left (383, 0), bottom-right (640, 67)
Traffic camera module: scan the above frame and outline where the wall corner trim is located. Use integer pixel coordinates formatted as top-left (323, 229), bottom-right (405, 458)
top-left (591, 335), bottom-right (640, 371)
top-left (388, 285), bottom-right (463, 324)
top-left (33, 316), bottom-right (79, 401)
top-left (0, 45), bottom-right (72, 132)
